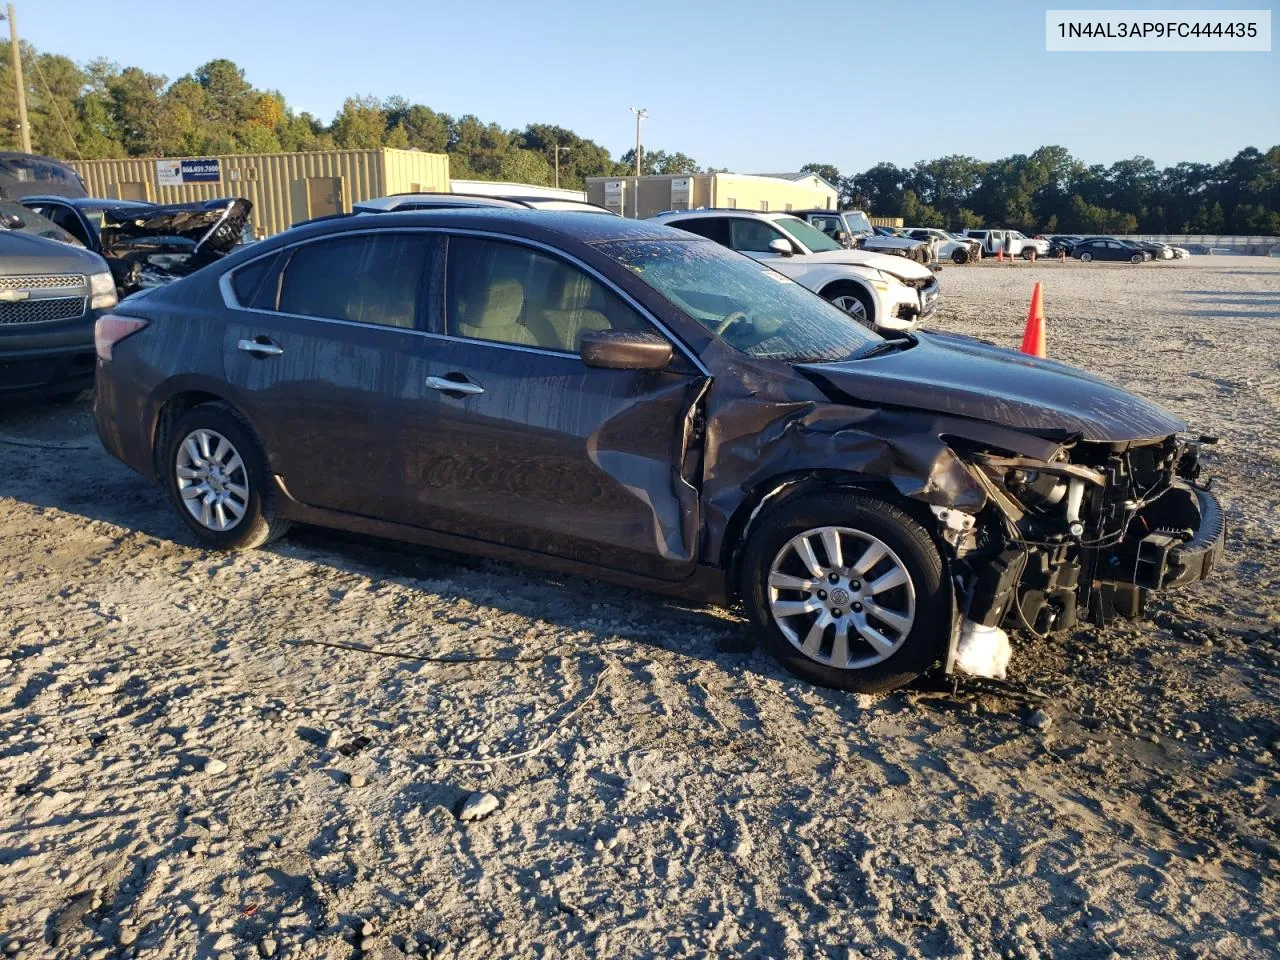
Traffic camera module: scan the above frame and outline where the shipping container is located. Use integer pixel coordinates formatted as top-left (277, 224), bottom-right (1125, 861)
top-left (69, 149), bottom-right (449, 238)
top-left (586, 172), bottom-right (837, 219)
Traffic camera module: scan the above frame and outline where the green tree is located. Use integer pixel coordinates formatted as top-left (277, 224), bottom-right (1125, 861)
top-left (331, 95), bottom-right (387, 149)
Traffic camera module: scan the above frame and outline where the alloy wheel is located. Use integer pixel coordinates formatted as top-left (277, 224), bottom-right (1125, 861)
top-left (767, 525), bottom-right (916, 670)
top-left (175, 428), bottom-right (249, 532)
top-left (831, 295), bottom-right (870, 326)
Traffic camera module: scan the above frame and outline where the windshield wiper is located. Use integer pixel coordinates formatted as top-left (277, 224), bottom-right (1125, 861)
top-left (849, 331), bottom-right (917, 361)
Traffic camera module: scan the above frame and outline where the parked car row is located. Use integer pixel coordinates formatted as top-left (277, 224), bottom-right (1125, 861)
top-left (648, 209), bottom-right (940, 331)
top-left (83, 207), bottom-right (1224, 695)
top-left (788, 210), bottom-right (933, 263)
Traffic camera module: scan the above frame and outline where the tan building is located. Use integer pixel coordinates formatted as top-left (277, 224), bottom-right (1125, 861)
top-left (586, 171), bottom-right (838, 219)
top-left (69, 148), bottom-right (450, 238)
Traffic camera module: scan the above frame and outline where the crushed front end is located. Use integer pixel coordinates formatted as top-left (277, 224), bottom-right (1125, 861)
top-left (950, 433), bottom-right (1225, 643)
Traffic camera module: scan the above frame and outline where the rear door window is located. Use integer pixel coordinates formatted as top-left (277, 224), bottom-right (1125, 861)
top-left (276, 233), bottom-right (440, 329)
top-left (668, 217), bottom-right (730, 246)
top-left (729, 218), bottom-right (787, 253)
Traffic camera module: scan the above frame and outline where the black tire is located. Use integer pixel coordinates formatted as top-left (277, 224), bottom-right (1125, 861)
top-left (822, 283), bottom-right (876, 328)
top-left (740, 492), bottom-right (950, 693)
top-left (1079, 251), bottom-right (1093, 263)
top-left (163, 401), bottom-right (291, 550)
top-left (1022, 247), bottom-right (1037, 261)
top-left (1130, 253), bottom-right (1144, 264)
top-left (951, 248), bottom-right (969, 265)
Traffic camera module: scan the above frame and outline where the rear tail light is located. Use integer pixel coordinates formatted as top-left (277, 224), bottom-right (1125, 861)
top-left (94, 314), bottom-right (148, 361)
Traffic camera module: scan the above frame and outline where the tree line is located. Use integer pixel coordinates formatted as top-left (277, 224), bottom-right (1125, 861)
top-left (0, 41), bottom-right (1274, 234)
top-left (0, 43), bottom-right (701, 189)
top-left (802, 144), bottom-right (1279, 236)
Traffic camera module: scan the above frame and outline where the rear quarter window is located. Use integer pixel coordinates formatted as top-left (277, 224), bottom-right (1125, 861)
top-left (230, 256), bottom-right (275, 306)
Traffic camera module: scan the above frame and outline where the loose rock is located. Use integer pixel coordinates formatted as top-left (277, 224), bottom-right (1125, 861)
top-left (457, 791), bottom-right (500, 822)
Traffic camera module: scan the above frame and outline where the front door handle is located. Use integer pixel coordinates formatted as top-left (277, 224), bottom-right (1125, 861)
top-left (426, 375), bottom-right (484, 396)
top-left (237, 338), bottom-right (284, 357)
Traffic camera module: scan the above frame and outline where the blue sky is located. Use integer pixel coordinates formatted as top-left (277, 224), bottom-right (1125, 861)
top-left (23, 0), bottom-right (1279, 172)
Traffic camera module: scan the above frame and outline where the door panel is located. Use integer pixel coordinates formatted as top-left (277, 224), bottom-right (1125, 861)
top-left (223, 313), bottom-right (430, 518)
top-left (220, 231), bottom-right (441, 518)
top-left (402, 340), bottom-right (706, 581)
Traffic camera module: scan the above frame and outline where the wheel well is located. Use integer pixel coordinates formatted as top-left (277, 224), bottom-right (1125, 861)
top-left (151, 391), bottom-right (232, 476)
top-left (819, 279), bottom-right (875, 320)
top-left (718, 470), bottom-right (938, 602)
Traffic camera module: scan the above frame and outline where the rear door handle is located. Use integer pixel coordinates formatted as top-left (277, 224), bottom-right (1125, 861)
top-left (238, 338), bottom-right (284, 357)
top-left (426, 375), bottom-right (484, 396)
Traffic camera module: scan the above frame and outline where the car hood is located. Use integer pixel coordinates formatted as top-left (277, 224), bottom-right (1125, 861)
top-left (0, 229), bottom-right (107, 273)
top-left (100, 198), bottom-right (251, 262)
top-left (862, 235), bottom-right (920, 250)
top-left (795, 331), bottom-right (1186, 443)
top-left (795, 248), bottom-right (934, 280)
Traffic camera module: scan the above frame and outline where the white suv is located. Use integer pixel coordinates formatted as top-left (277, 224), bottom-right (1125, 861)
top-left (649, 210), bottom-right (940, 331)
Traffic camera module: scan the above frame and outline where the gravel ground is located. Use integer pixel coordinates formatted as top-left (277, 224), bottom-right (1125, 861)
top-left (1, 256), bottom-right (1277, 960)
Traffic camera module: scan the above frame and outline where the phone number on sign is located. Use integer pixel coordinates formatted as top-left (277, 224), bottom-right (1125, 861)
top-left (1057, 20), bottom-right (1260, 38)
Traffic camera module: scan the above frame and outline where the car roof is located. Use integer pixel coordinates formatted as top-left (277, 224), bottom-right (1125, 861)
top-left (276, 207), bottom-right (686, 248)
top-left (651, 208), bottom-right (795, 222)
top-left (21, 195), bottom-right (156, 209)
top-left (355, 192), bottom-right (613, 214)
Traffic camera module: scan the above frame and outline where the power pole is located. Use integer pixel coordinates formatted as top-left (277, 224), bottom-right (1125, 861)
top-left (6, 4), bottom-right (31, 154)
top-left (552, 145), bottom-right (569, 190)
top-left (629, 107), bottom-right (648, 178)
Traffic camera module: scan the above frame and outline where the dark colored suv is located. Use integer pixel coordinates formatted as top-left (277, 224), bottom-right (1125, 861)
top-left (0, 201), bottom-right (118, 400)
top-left (92, 210), bottom-right (1223, 692)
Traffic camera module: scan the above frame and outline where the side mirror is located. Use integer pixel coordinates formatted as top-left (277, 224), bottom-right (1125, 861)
top-left (834, 230), bottom-right (848, 244)
top-left (580, 330), bottom-right (673, 371)
top-left (767, 238), bottom-right (793, 256)
top-left (2, 214), bottom-right (25, 229)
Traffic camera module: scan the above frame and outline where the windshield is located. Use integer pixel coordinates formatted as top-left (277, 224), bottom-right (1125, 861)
top-left (0, 155), bottom-right (87, 199)
top-left (0, 199), bottom-right (82, 246)
top-left (600, 238), bottom-right (878, 362)
top-left (773, 216), bottom-right (843, 253)
top-left (843, 211), bottom-right (874, 236)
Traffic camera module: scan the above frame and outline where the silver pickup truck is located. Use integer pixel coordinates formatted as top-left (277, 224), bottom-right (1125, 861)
top-left (790, 209), bottom-right (932, 264)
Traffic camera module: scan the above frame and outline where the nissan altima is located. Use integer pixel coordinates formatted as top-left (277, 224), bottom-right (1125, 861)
top-left (93, 210), bottom-right (1223, 692)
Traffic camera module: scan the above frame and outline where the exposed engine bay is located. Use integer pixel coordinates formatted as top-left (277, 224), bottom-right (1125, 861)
top-left (946, 433), bottom-right (1224, 649)
top-left (100, 198), bottom-right (253, 295)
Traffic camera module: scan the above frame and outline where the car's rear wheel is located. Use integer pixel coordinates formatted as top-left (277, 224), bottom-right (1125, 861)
top-left (824, 284), bottom-right (875, 328)
top-left (1079, 251), bottom-right (1093, 262)
top-left (740, 492), bottom-right (950, 692)
top-left (951, 248), bottom-right (969, 264)
top-left (164, 402), bottom-right (290, 550)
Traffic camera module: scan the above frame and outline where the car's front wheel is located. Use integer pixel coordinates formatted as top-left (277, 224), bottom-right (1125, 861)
top-left (951, 248), bottom-right (969, 264)
top-left (163, 402), bottom-right (291, 550)
top-left (824, 283), bottom-right (876, 328)
top-left (740, 492), bottom-right (950, 692)
top-left (1079, 251), bottom-right (1094, 262)
top-left (1130, 253), bottom-right (1144, 264)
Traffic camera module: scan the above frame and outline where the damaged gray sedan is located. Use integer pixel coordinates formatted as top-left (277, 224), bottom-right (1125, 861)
top-left (92, 211), bottom-right (1224, 692)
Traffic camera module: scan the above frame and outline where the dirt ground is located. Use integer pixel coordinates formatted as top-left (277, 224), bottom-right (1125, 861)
top-left (1, 256), bottom-right (1277, 960)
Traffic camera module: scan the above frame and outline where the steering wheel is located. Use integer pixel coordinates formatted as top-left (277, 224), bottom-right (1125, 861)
top-left (713, 310), bottom-right (749, 337)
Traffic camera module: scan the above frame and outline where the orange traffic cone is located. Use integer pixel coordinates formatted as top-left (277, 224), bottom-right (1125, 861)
top-left (1020, 282), bottom-right (1046, 357)
top-left (996, 247), bottom-right (1004, 263)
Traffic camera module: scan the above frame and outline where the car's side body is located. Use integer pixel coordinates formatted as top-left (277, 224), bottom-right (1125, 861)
top-left (1071, 237), bottom-right (1150, 263)
top-left (650, 210), bottom-right (939, 331)
top-left (901, 227), bottom-right (982, 264)
top-left (92, 210), bottom-right (1224, 692)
